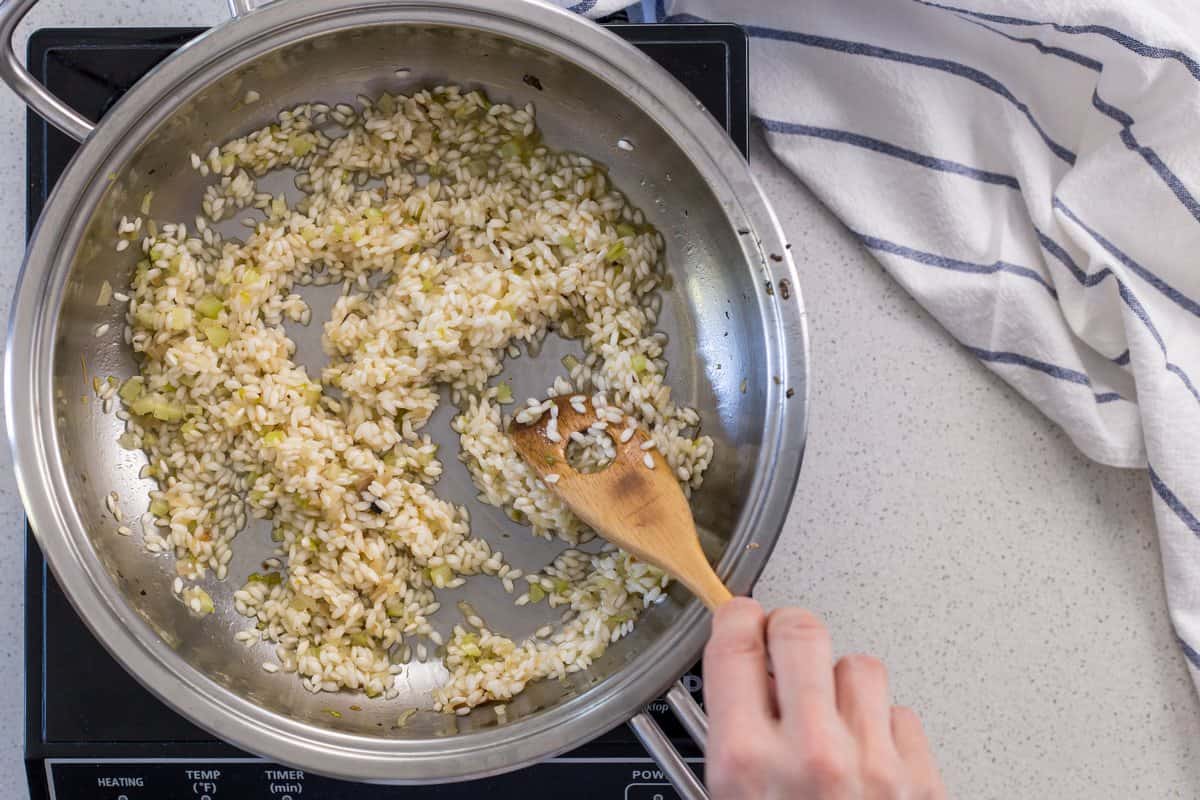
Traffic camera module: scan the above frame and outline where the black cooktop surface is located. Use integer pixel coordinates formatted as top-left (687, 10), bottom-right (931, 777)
top-left (24, 23), bottom-right (747, 800)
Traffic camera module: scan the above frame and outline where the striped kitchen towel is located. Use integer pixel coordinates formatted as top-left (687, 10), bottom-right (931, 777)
top-left (638, 0), bottom-right (1200, 684)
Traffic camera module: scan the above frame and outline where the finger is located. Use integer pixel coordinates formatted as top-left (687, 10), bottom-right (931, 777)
top-left (834, 655), bottom-right (897, 754)
top-left (892, 706), bottom-right (948, 799)
top-left (704, 597), bottom-right (774, 730)
top-left (766, 608), bottom-right (836, 716)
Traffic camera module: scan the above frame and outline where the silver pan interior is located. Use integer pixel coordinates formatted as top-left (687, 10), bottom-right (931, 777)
top-left (6, 0), bottom-right (807, 783)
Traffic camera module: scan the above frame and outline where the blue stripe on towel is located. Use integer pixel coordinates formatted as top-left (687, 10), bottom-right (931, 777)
top-left (854, 231), bottom-right (1057, 297)
top-left (1151, 467), bottom-right (1200, 536)
top-left (965, 347), bottom-right (1125, 404)
top-left (943, 14), bottom-right (1200, 225)
top-left (744, 24), bottom-right (1077, 165)
top-left (1033, 227), bottom-right (1112, 287)
top-left (965, 346), bottom-right (1088, 384)
top-left (1054, 199), bottom-right (1200, 319)
top-left (960, 18), bottom-right (1103, 71)
top-left (1180, 637), bottom-right (1200, 671)
top-left (1116, 283), bottom-right (1200, 406)
top-left (759, 118), bottom-right (1022, 188)
top-left (1089, 92), bottom-right (1200, 224)
top-left (667, 12), bottom-right (1077, 165)
top-left (915, 0), bottom-right (1200, 83)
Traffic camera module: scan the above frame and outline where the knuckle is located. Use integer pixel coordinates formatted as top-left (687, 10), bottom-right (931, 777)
top-left (799, 745), bottom-right (851, 791)
top-left (710, 740), bottom-right (767, 784)
top-left (767, 608), bottom-right (829, 645)
top-left (836, 653), bottom-right (888, 684)
top-left (706, 600), bottom-right (766, 660)
top-left (704, 631), bottom-right (765, 660)
top-left (915, 774), bottom-right (949, 800)
top-left (862, 757), bottom-right (907, 798)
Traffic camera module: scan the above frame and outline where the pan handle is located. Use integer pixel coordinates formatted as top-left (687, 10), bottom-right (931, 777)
top-left (0, 0), bottom-right (95, 141)
top-left (628, 679), bottom-right (711, 800)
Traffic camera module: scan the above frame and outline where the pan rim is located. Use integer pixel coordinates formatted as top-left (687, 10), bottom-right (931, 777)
top-left (5, 0), bottom-right (809, 783)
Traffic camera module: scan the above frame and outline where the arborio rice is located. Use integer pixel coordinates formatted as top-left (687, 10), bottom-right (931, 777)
top-left (113, 85), bottom-right (713, 712)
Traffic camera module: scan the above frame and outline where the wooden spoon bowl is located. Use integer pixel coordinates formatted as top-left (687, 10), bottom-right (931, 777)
top-left (508, 395), bottom-right (731, 610)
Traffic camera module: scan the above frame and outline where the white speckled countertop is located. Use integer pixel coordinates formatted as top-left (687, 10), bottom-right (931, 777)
top-left (0, 3), bottom-right (1198, 798)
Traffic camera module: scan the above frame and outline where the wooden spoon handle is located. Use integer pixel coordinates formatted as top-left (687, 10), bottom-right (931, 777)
top-left (681, 562), bottom-right (734, 611)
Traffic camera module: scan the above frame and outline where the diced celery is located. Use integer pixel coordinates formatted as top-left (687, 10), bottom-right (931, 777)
top-left (421, 276), bottom-right (434, 292)
top-left (289, 136), bottom-right (314, 157)
top-left (495, 383), bottom-right (513, 404)
top-left (616, 223), bottom-right (637, 238)
top-left (262, 429), bottom-right (285, 446)
top-left (195, 294), bottom-right (224, 318)
top-left (134, 305), bottom-right (157, 328)
top-left (247, 571), bottom-right (283, 586)
top-left (152, 399), bottom-right (186, 422)
top-left (167, 307), bottom-right (192, 331)
top-left (242, 268), bottom-right (261, 285)
top-left (149, 245), bottom-right (166, 262)
top-left (149, 498), bottom-right (169, 517)
top-left (200, 320), bottom-right (230, 347)
top-left (557, 235), bottom-right (576, 251)
top-left (385, 599), bottom-right (405, 618)
top-left (552, 578), bottom-right (570, 595)
top-left (364, 207), bottom-right (382, 220)
top-left (131, 393), bottom-right (184, 422)
top-left (377, 93), bottom-right (396, 115)
top-left (429, 564), bottom-right (454, 588)
top-left (350, 632), bottom-right (371, 647)
top-left (461, 642), bottom-right (481, 658)
top-left (119, 376), bottom-right (145, 404)
top-left (193, 588), bottom-right (215, 616)
top-left (561, 354), bottom-right (579, 371)
top-left (303, 384), bottom-right (322, 406)
top-left (631, 354), bottom-right (648, 375)
top-left (95, 280), bottom-right (116, 309)
top-left (604, 241), bottom-right (626, 261)
top-left (528, 584), bottom-right (545, 603)
top-left (498, 140), bottom-right (522, 160)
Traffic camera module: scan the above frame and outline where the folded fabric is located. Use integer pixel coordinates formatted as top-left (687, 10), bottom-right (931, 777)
top-left (645, 0), bottom-right (1200, 689)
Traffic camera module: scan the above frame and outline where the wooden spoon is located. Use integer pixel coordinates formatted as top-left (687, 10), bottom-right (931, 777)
top-left (507, 395), bottom-right (732, 610)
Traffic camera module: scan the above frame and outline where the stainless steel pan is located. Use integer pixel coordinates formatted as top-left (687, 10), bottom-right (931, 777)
top-left (1, 1), bottom-right (808, 796)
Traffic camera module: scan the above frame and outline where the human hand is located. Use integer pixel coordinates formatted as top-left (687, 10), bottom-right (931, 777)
top-left (703, 598), bottom-right (946, 799)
